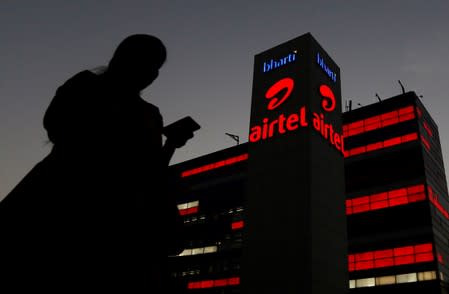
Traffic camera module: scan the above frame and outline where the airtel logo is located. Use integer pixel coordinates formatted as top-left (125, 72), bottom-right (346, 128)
top-left (265, 78), bottom-right (294, 110)
top-left (250, 77), bottom-right (344, 155)
top-left (319, 84), bottom-right (336, 112)
top-left (264, 77), bottom-right (336, 112)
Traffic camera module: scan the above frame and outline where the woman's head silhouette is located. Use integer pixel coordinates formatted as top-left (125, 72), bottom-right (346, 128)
top-left (107, 34), bottom-right (167, 92)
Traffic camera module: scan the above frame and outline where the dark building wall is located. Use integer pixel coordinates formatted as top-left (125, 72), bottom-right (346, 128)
top-left (243, 33), bottom-right (346, 294)
top-left (343, 92), bottom-right (445, 292)
top-left (415, 98), bottom-right (449, 289)
top-left (168, 144), bottom-right (248, 290)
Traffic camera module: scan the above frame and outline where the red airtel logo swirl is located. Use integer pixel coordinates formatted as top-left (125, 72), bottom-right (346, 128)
top-left (264, 77), bottom-right (336, 112)
top-left (265, 78), bottom-right (294, 110)
top-left (319, 84), bottom-right (336, 112)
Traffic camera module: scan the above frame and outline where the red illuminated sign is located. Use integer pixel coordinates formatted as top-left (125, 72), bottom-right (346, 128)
top-left (319, 84), bottom-right (336, 112)
top-left (249, 106), bottom-right (308, 142)
top-left (249, 77), bottom-right (344, 155)
top-left (245, 35), bottom-right (346, 294)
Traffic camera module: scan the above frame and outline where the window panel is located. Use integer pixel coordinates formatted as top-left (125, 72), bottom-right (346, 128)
top-left (344, 106), bottom-right (415, 138)
top-left (395, 255), bottom-right (415, 265)
top-left (415, 243), bottom-right (433, 253)
top-left (394, 246), bottom-right (414, 256)
top-left (382, 117), bottom-right (399, 127)
top-left (345, 132), bottom-right (418, 158)
top-left (214, 279), bottom-right (228, 287)
top-left (204, 246), bottom-right (218, 254)
top-left (370, 200), bottom-right (389, 210)
top-left (231, 220), bottom-right (244, 230)
top-left (399, 113), bottom-right (415, 122)
top-left (192, 248), bottom-right (204, 255)
top-left (346, 184), bottom-right (426, 215)
top-left (348, 243), bottom-right (434, 272)
top-left (179, 249), bottom-right (193, 256)
top-left (355, 278), bottom-right (375, 288)
top-left (374, 258), bottom-right (394, 268)
top-left (349, 280), bottom-right (356, 289)
top-left (415, 271), bottom-right (434, 282)
top-left (415, 253), bottom-right (434, 262)
top-left (349, 271), bottom-right (437, 289)
top-left (376, 275), bottom-right (396, 285)
top-left (396, 273), bottom-right (417, 283)
top-left (399, 106), bottom-right (414, 114)
top-left (374, 249), bottom-right (393, 259)
top-left (187, 277), bottom-right (240, 289)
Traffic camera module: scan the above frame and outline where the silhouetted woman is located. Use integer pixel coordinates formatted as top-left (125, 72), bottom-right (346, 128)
top-left (0, 34), bottom-right (191, 292)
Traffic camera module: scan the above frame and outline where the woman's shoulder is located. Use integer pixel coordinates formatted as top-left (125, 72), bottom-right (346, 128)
top-left (61, 70), bottom-right (98, 90)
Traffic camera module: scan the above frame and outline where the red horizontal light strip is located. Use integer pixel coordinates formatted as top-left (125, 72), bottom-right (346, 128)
top-left (346, 184), bottom-right (425, 215)
top-left (187, 277), bottom-right (240, 289)
top-left (428, 186), bottom-right (449, 219)
top-left (181, 154), bottom-right (249, 178)
top-left (421, 134), bottom-right (431, 151)
top-left (179, 206), bottom-right (199, 216)
top-left (231, 220), bottom-right (244, 230)
top-left (416, 106), bottom-right (423, 118)
top-left (348, 243), bottom-right (434, 272)
top-left (423, 121), bottom-right (433, 137)
top-left (344, 132), bottom-right (418, 158)
top-left (343, 106), bottom-right (415, 138)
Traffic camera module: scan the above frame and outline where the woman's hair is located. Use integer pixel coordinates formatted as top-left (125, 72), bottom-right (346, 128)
top-left (108, 34), bottom-right (167, 72)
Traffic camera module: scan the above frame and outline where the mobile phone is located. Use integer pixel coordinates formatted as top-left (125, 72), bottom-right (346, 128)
top-left (163, 116), bottom-right (201, 138)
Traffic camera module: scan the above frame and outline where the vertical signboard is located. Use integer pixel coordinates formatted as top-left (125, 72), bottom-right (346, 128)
top-left (242, 33), bottom-right (347, 293)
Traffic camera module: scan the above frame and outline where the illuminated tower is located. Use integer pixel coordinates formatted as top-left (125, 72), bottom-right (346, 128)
top-left (242, 32), bottom-right (347, 294)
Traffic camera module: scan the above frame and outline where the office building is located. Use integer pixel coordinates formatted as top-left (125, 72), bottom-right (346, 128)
top-left (167, 33), bottom-right (448, 293)
top-left (168, 91), bottom-right (449, 294)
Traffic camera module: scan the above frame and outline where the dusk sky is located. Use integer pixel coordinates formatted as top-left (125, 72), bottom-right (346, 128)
top-left (1, 1), bottom-right (449, 200)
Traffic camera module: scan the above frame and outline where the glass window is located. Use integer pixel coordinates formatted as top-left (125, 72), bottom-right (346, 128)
top-left (177, 203), bottom-right (188, 210)
top-left (376, 275), bottom-right (396, 285)
top-left (396, 273), bottom-right (417, 283)
top-left (178, 249), bottom-right (192, 256)
top-left (192, 248), bottom-right (204, 255)
top-left (355, 277), bottom-right (375, 288)
top-left (349, 280), bottom-right (355, 289)
top-left (418, 271), bottom-right (436, 281)
top-left (188, 200), bottom-right (199, 208)
top-left (204, 246), bottom-right (218, 254)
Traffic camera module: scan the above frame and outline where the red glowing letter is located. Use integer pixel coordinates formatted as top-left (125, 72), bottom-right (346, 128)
top-left (249, 126), bottom-right (262, 142)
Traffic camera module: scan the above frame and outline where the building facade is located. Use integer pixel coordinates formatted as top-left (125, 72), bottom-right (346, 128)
top-left (167, 91), bottom-right (449, 293)
top-left (344, 91), bottom-right (449, 293)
